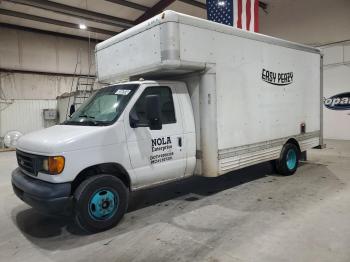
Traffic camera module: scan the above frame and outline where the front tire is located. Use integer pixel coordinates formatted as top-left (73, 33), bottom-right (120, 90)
top-left (74, 175), bottom-right (129, 233)
top-left (275, 143), bottom-right (300, 176)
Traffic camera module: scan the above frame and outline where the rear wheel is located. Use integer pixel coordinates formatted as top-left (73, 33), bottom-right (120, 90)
top-left (275, 143), bottom-right (300, 176)
top-left (74, 175), bottom-right (129, 233)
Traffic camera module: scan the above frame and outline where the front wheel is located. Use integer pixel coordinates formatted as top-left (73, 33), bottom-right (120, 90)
top-left (275, 143), bottom-right (300, 176)
top-left (74, 175), bottom-right (129, 233)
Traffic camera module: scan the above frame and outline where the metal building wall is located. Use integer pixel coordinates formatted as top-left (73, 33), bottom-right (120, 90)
top-left (0, 100), bottom-right (57, 137)
top-left (0, 72), bottom-right (75, 99)
top-left (0, 27), bottom-right (96, 75)
top-left (0, 72), bottom-right (75, 139)
top-left (259, 0), bottom-right (350, 46)
top-left (0, 27), bottom-right (97, 144)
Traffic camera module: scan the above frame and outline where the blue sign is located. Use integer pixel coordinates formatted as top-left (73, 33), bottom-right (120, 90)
top-left (324, 92), bottom-right (350, 110)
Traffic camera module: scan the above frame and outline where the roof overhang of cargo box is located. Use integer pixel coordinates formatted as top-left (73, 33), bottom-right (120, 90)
top-left (95, 10), bottom-right (321, 83)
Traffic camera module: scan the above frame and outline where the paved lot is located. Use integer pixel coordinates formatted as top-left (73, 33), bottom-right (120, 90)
top-left (1, 140), bottom-right (350, 262)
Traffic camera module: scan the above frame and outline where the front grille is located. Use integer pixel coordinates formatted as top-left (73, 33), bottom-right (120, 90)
top-left (16, 150), bottom-right (39, 176)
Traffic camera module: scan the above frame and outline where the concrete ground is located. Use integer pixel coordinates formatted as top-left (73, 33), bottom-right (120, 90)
top-left (1, 139), bottom-right (350, 262)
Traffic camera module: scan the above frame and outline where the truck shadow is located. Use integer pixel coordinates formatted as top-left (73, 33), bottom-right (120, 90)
top-left (127, 162), bottom-right (276, 212)
top-left (11, 161), bottom-right (284, 249)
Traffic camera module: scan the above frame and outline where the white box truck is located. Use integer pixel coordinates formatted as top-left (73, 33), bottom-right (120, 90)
top-left (11, 11), bottom-right (322, 233)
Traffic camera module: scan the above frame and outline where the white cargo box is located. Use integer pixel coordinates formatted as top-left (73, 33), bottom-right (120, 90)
top-left (96, 11), bottom-right (320, 82)
top-left (96, 11), bottom-right (322, 177)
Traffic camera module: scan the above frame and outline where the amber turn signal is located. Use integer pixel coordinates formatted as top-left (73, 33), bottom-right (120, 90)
top-left (48, 156), bottom-right (65, 175)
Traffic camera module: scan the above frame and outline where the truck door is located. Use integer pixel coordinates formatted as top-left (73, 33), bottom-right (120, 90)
top-left (124, 84), bottom-right (186, 188)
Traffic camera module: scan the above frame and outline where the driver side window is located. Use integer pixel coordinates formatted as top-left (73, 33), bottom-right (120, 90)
top-left (131, 86), bottom-right (176, 126)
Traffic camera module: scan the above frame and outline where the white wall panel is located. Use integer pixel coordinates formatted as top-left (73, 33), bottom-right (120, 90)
top-left (344, 45), bottom-right (350, 62)
top-left (0, 28), bottom-right (20, 69)
top-left (56, 36), bottom-right (96, 75)
top-left (0, 72), bottom-right (76, 99)
top-left (20, 31), bottom-right (58, 73)
top-left (0, 27), bottom-right (96, 75)
top-left (322, 44), bottom-right (350, 140)
top-left (323, 46), bottom-right (345, 66)
top-left (259, 0), bottom-right (350, 46)
top-left (0, 71), bottom-right (101, 141)
top-left (0, 100), bottom-right (57, 137)
top-left (0, 28), bottom-right (99, 142)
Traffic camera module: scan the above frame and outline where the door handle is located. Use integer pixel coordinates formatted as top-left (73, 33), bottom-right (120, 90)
top-left (178, 137), bottom-right (182, 147)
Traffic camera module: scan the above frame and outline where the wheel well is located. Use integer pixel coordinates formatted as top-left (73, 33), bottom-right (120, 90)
top-left (286, 138), bottom-right (301, 153)
top-left (71, 163), bottom-right (131, 193)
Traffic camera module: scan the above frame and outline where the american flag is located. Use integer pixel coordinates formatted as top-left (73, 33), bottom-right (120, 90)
top-left (207, 0), bottom-right (259, 32)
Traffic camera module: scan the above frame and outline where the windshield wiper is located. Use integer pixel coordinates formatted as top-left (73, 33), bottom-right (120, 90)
top-left (84, 120), bottom-right (102, 126)
top-left (62, 120), bottom-right (106, 126)
top-left (87, 120), bottom-right (109, 126)
top-left (79, 114), bottom-right (95, 119)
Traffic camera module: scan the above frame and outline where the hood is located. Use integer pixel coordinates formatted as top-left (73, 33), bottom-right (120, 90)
top-left (17, 124), bottom-right (121, 155)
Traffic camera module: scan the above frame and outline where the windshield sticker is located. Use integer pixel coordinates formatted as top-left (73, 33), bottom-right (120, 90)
top-left (115, 89), bottom-right (131, 95)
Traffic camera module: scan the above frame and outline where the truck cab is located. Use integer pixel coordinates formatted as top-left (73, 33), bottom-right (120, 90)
top-left (12, 80), bottom-right (196, 232)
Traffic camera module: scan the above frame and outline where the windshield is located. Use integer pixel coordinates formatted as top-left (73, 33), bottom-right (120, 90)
top-left (63, 84), bottom-right (139, 126)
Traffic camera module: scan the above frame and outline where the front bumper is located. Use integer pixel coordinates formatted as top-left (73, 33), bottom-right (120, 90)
top-left (11, 168), bottom-right (72, 215)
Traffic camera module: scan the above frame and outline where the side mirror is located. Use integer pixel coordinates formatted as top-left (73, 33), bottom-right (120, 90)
top-left (69, 104), bottom-right (76, 116)
top-left (145, 95), bottom-right (162, 130)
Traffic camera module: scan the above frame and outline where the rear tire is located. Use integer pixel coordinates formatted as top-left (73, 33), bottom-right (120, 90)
top-left (74, 174), bottom-right (129, 233)
top-left (275, 143), bottom-right (300, 176)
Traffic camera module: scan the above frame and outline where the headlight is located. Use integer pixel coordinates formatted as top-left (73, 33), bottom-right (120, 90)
top-left (41, 156), bottom-right (65, 175)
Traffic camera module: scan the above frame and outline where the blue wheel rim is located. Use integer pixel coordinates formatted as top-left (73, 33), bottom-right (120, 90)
top-left (88, 189), bottom-right (119, 221)
top-left (286, 149), bottom-right (297, 170)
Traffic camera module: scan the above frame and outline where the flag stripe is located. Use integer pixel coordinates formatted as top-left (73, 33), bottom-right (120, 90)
top-left (237, 0), bottom-right (242, 28)
top-left (241, 0), bottom-right (247, 30)
top-left (246, 0), bottom-right (251, 31)
top-left (249, 0), bottom-right (254, 31)
top-left (254, 0), bottom-right (259, 32)
top-left (233, 0), bottom-right (238, 28)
